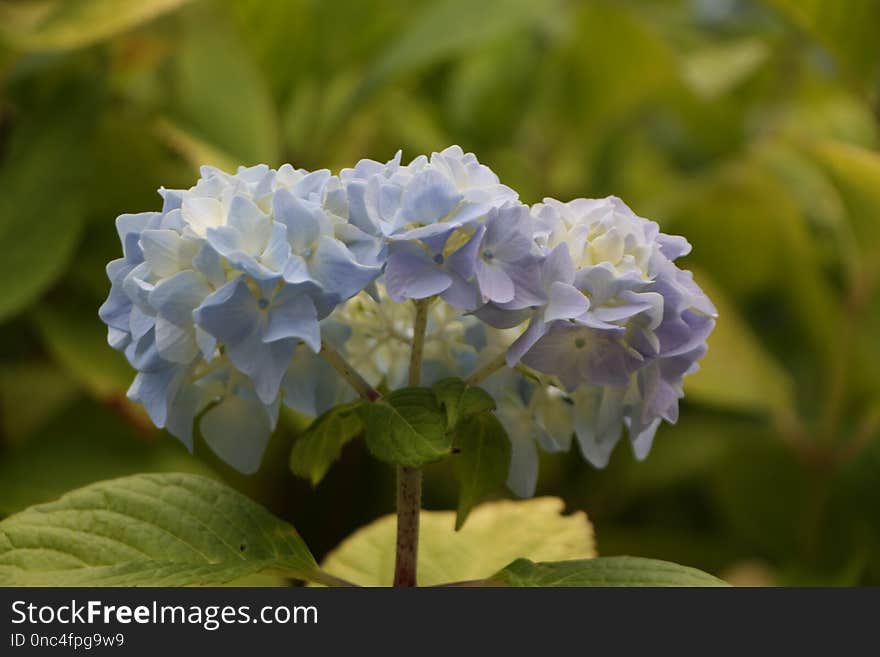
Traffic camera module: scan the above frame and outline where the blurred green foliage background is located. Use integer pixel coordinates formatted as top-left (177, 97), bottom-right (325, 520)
top-left (1, 0), bottom-right (879, 586)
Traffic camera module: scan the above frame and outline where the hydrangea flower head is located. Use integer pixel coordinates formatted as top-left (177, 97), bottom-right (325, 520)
top-left (100, 148), bottom-right (715, 490)
top-left (99, 164), bottom-right (379, 472)
top-left (339, 146), bottom-right (543, 311)
top-left (488, 196), bottom-right (716, 478)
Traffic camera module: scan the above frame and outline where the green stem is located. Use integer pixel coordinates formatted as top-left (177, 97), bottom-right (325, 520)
top-left (319, 339), bottom-right (380, 402)
top-left (408, 298), bottom-right (430, 388)
top-left (464, 352), bottom-right (507, 386)
top-left (393, 298), bottom-right (431, 587)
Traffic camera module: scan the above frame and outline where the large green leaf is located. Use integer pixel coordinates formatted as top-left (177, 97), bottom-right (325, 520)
top-left (0, 0), bottom-right (191, 51)
top-left (0, 473), bottom-right (328, 586)
top-left (765, 0), bottom-right (880, 91)
top-left (492, 556), bottom-right (728, 587)
top-left (365, 388), bottom-right (451, 467)
top-left (453, 412), bottom-right (511, 530)
top-left (290, 401), bottom-right (365, 486)
top-left (320, 497), bottom-right (594, 586)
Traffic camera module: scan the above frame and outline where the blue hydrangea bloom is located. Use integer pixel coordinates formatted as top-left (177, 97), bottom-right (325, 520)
top-left (100, 164), bottom-right (379, 472)
top-left (485, 196), bottom-right (716, 473)
top-left (338, 146), bottom-right (535, 310)
top-left (101, 149), bottom-right (715, 489)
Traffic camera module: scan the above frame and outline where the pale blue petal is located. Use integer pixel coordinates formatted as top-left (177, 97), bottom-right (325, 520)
top-left (227, 332), bottom-right (297, 404)
top-left (398, 169), bottom-right (462, 228)
top-left (263, 286), bottom-right (320, 351)
top-left (475, 259), bottom-right (515, 304)
top-left (155, 316), bottom-right (198, 363)
top-left (506, 315), bottom-right (546, 366)
top-left (544, 282), bottom-right (589, 322)
top-left (148, 270), bottom-right (210, 326)
top-left (311, 236), bottom-right (381, 300)
top-left (446, 225), bottom-right (485, 279)
top-left (272, 188), bottom-right (322, 250)
top-left (193, 277), bottom-right (259, 345)
top-left (385, 243), bottom-right (452, 301)
top-left (199, 392), bottom-right (273, 474)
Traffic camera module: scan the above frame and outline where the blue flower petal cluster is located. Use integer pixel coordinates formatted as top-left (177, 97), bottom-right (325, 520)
top-left (101, 148), bottom-right (715, 486)
top-left (99, 164), bottom-right (380, 472)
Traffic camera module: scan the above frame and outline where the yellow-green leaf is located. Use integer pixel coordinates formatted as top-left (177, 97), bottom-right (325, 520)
top-left (0, 0), bottom-right (191, 51)
top-left (764, 0), bottom-right (880, 91)
top-left (320, 497), bottom-right (594, 586)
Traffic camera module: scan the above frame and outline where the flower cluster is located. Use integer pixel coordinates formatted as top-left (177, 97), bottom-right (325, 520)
top-left (100, 146), bottom-right (715, 489)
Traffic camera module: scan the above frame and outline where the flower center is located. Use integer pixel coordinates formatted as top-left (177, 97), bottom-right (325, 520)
top-left (482, 249), bottom-right (494, 261)
top-left (433, 253), bottom-right (445, 265)
top-left (258, 298), bottom-right (270, 310)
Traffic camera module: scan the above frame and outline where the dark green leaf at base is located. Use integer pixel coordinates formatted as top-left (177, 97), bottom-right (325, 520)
top-left (492, 557), bottom-right (729, 587)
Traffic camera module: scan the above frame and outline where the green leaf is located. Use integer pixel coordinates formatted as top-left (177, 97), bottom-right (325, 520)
top-left (0, 473), bottom-right (327, 586)
top-left (152, 117), bottom-right (239, 176)
top-left (365, 387), bottom-right (451, 467)
top-left (359, 0), bottom-right (557, 96)
top-left (454, 412), bottom-right (511, 530)
top-left (172, 14), bottom-right (279, 165)
top-left (290, 401), bottom-right (365, 486)
top-left (764, 0), bottom-right (880, 91)
top-left (492, 556), bottom-right (728, 587)
top-left (680, 38), bottom-right (769, 100)
top-left (807, 139), bottom-right (880, 256)
top-left (320, 497), bottom-right (594, 586)
top-left (0, 102), bottom-right (91, 322)
top-left (683, 270), bottom-right (794, 416)
top-left (0, 0), bottom-right (191, 51)
top-left (431, 377), bottom-right (496, 429)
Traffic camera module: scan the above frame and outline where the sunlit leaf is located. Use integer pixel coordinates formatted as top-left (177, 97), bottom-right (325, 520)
top-left (320, 497), bottom-right (594, 586)
top-left (0, 0), bottom-right (191, 51)
top-left (0, 473), bottom-right (327, 586)
top-left (681, 38), bottom-right (769, 100)
top-left (153, 117), bottom-right (239, 175)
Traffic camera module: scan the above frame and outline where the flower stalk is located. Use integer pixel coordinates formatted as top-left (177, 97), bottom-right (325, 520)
top-left (319, 339), bottom-right (380, 402)
top-left (393, 298), bottom-right (431, 587)
top-left (465, 352), bottom-right (507, 386)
